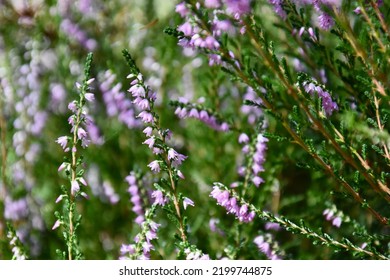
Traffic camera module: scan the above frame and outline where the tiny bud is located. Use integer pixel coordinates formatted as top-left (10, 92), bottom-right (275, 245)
top-left (52, 220), bottom-right (61, 230)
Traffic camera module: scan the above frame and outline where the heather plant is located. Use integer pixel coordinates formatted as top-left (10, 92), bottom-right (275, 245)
top-left (0, 0), bottom-right (389, 260)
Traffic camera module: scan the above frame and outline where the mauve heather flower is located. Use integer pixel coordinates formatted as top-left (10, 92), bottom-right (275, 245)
top-left (225, 0), bottom-right (252, 18)
top-left (254, 235), bottom-right (282, 260)
top-left (148, 160), bottom-right (161, 173)
top-left (303, 79), bottom-right (338, 116)
top-left (143, 137), bottom-right (155, 149)
top-left (205, 0), bottom-right (221, 8)
top-left (176, 2), bottom-right (189, 17)
top-left (323, 208), bottom-right (342, 228)
top-left (269, 0), bottom-right (287, 19)
top-left (56, 136), bottom-right (68, 150)
top-left (151, 190), bottom-right (167, 206)
top-left (126, 172), bottom-right (144, 224)
top-left (183, 197), bottom-right (195, 209)
top-left (71, 180), bottom-right (80, 195)
top-left (138, 111), bottom-right (154, 123)
top-left (210, 185), bottom-right (255, 223)
top-left (238, 133), bottom-right (250, 144)
top-left (318, 12), bottom-right (334, 30)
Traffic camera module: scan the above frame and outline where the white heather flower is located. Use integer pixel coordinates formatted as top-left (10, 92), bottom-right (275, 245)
top-left (148, 160), bottom-right (161, 173)
top-left (71, 180), bottom-right (80, 195)
top-left (183, 197), bottom-right (195, 210)
top-left (84, 93), bottom-right (95, 102)
top-left (56, 136), bottom-right (68, 150)
top-left (77, 127), bottom-right (87, 140)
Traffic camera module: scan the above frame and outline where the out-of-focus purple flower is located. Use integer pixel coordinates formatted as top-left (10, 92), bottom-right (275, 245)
top-left (254, 235), bottom-right (282, 260)
top-left (269, 0), bottom-right (287, 19)
top-left (238, 133), bottom-right (250, 144)
top-left (102, 181), bottom-right (119, 204)
top-left (60, 18), bottom-right (96, 51)
top-left (99, 70), bottom-right (140, 128)
top-left (332, 217), bottom-right (342, 228)
top-left (126, 172), bottom-right (144, 224)
top-left (354, 7), bottom-right (361, 14)
top-left (205, 0), bottom-right (221, 8)
top-left (84, 92), bottom-right (95, 102)
top-left (4, 197), bottom-right (29, 220)
top-left (176, 2), bottom-right (189, 17)
top-left (86, 121), bottom-right (104, 146)
top-left (265, 222), bottom-right (282, 231)
top-left (318, 12), bottom-right (334, 30)
top-left (209, 218), bottom-right (225, 235)
top-left (225, 0), bottom-right (252, 18)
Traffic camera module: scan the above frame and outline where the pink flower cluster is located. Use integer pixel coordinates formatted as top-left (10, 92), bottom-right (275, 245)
top-left (100, 70), bottom-right (140, 128)
top-left (210, 185), bottom-right (255, 223)
top-left (120, 220), bottom-right (161, 260)
top-left (254, 235), bottom-right (282, 260)
top-left (238, 133), bottom-right (268, 187)
top-left (323, 208), bottom-right (342, 228)
top-left (174, 105), bottom-right (230, 132)
top-left (126, 172), bottom-right (145, 225)
top-left (303, 80), bottom-right (338, 117)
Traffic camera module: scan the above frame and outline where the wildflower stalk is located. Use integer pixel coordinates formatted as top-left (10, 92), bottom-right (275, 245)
top-left (166, 162), bottom-right (187, 242)
top-left (6, 223), bottom-right (28, 260)
top-left (214, 183), bottom-right (388, 260)
top-left (122, 49), bottom-right (189, 245)
top-left (54, 53), bottom-right (94, 260)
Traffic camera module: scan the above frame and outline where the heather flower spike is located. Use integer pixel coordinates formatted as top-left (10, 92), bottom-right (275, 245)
top-left (54, 53), bottom-right (94, 260)
top-left (121, 49), bottom-right (208, 258)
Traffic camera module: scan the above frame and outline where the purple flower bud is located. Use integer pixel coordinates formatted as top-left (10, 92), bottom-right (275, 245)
top-left (52, 220), bottom-right (61, 230)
